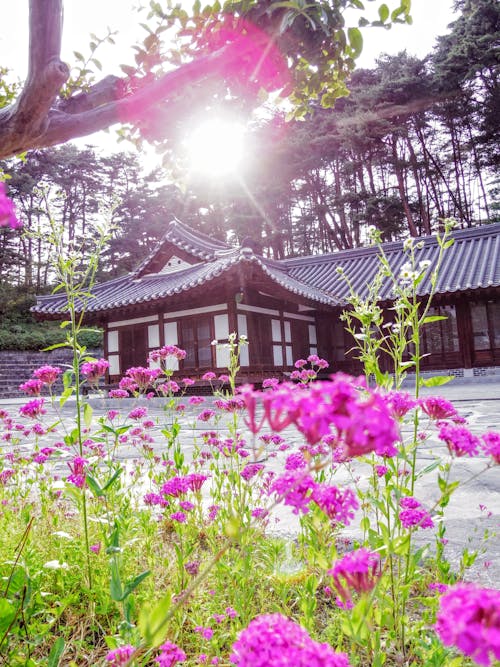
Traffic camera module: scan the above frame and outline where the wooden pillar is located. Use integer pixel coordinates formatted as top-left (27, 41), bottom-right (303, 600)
top-left (456, 298), bottom-right (473, 369)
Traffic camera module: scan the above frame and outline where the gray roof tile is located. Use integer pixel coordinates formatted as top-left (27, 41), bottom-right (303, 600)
top-left (33, 223), bottom-right (500, 317)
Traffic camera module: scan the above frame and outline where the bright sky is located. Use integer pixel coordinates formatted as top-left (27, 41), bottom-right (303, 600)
top-left (1, 1), bottom-right (457, 165)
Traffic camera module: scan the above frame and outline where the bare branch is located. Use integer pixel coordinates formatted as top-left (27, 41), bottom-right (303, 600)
top-left (0, 0), bottom-right (69, 154)
top-left (0, 41), bottom-right (241, 157)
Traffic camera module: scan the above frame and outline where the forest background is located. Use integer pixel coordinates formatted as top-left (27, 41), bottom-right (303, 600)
top-left (0, 0), bottom-right (498, 350)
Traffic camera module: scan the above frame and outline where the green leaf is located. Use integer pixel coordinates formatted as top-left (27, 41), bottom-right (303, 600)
top-left (102, 468), bottom-right (123, 492)
top-left (378, 3), bottom-right (389, 22)
top-left (422, 315), bottom-right (447, 324)
top-left (83, 403), bottom-right (93, 428)
top-left (420, 375), bottom-right (454, 388)
top-left (110, 560), bottom-right (123, 601)
top-left (0, 598), bottom-right (16, 634)
top-left (123, 570), bottom-right (150, 599)
top-left (63, 369), bottom-right (74, 390)
top-left (138, 592), bottom-right (172, 647)
top-left (43, 342), bottom-right (68, 352)
top-left (48, 637), bottom-right (65, 667)
top-left (347, 27), bottom-right (363, 57)
top-left (86, 474), bottom-right (103, 498)
top-left (59, 387), bottom-right (74, 407)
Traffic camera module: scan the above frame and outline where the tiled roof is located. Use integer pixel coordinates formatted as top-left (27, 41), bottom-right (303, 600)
top-left (33, 223), bottom-right (499, 317)
top-left (32, 247), bottom-right (337, 316)
top-left (285, 223), bottom-right (500, 302)
top-left (133, 219), bottom-right (230, 277)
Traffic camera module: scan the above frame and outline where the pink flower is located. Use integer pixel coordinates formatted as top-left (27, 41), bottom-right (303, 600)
top-left (182, 378), bottom-right (195, 386)
top-left (170, 511), bottom-right (186, 523)
top-left (240, 463), bottom-right (264, 481)
top-left (125, 366), bottom-right (161, 391)
top-left (155, 641), bottom-right (186, 667)
top-left (383, 391), bottom-right (417, 419)
top-left (185, 560), bottom-right (200, 576)
top-left (207, 505), bottom-right (220, 522)
top-left (262, 377), bottom-right (279, 389)
top-left (438, 424), bottom-right (480, 457)
top-left (128, 407), bottom-right (148, 420)
top-left (285, 452), bottom-right (307, 470)
top-left (67, 456), bottom-right (88, 488)
top-left (33, 365), bottom-right (61, 386)
top-left (158, 380), bottom-right (180, 395)
top-left (198, 409), bottom-right (215, 422)
top-left (189, 396), bottom-right (205, 405)
top-left (19, 379), bottom-right (44, 396)
top-left (105, 645), bottom-right (135, 666)
top-left (19, 398), bottom-right (46, 418)
top-left (399, 497), bottom-right (434, 529)
top-left (118, 377), bottom-right (138, 393)
top-left (81, 359), bottom-right (109, 385)
top-left (179, 500), bottom-right (194, 512)
top-left (311, 484), bottom-right (358, 525)
top-left (435, 583), bottom-right (500, 666)
top-left (195, 626), bottom-right (214, 640)
top-left (202, 372), bottom-right (216, 381)
top-left (428, 582), bottom-right (448, 593)
top-left (161, 476), bottom-right (190, 497)
top-left (269, 471), bottom-right (316, 515)
top-left (109, 389), bottom-right (129, 399)
top-left (149, 345), bottom-right (186, 363)
top-left (482, 431), bottom-right (500, 464)
top-left (328, 548), bottom-right (381, 603)
top-left (0, 183), bottom-right (22, 229)
top-left (90, 542), bottom-right (101, 554)
top-left (230, 613), bottom-right (350, 666)
top-left (144, 492), bottom-right (169, 507)
top-left (218, 374), bottom-right (230, 383)
top-left (238, 384), bottom-right (265, 434)
top-left (375, 465), bottom-right (388, 477)
top-left (186, 473), bottom-right (208, 492)
top-left (420, 396), bottom-right (459, 421)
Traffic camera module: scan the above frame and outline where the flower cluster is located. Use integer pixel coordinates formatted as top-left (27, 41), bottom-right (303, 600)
top-left (81, 358), bottom-right (109, 385)
top-left (125, 366), bottom-right (161, 391)
top-left (383, 390), bottom-right (417, 419)
top-left (420, 396), bottom-right (460, 421)
top-left (438, 424), bottom-right (480, 457)
top-left (19, 398), bottom-right (46, 419)
top-left (19, 379), bottom-right (44, 396)
top-left (269, 471), bottom-right (358, 524)
top-left (482, 431), bottom-right (500, 464)
top-left (230, 613), bottom-right (350, 667)
top-left (240, 374), bottom-right (400, 457)
top-left (148, 345), bottom-right (187, 363)
top-left (328, 548), bottom-right (381, 604)
top-left (19, 365), bottom-right (62, 396)
top-left (105, 645), bottom-right (135, 666)
top-left (0, 183), bottom-right (22, 229)
top-left (435, 583), bottom-right (500, 666)
top-left (67, 456), bottom-right (88, 489)
top-left (399, 496), bottom-right (434, 529)
top-left (155, 641), bottom-right (186, 667)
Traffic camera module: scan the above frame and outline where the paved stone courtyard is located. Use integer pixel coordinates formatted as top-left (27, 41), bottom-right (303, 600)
top-left (1, 377), bottom-right (499, 585)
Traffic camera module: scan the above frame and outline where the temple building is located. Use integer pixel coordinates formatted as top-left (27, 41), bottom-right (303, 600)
top-left (33, 220), bottom-right (500, 383)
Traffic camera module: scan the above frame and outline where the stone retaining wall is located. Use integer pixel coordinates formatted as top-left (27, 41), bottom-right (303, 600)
top-left (0, 349), bottom-right (102, 398)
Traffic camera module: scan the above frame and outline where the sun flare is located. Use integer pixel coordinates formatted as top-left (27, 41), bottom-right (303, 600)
top-left (185, 118), bottom-right (246, 177)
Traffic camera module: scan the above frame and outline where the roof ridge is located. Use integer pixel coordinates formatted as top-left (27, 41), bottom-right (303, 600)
top-left (167, 219), bottom-right (231, 250)
top-left (283, 222), bottom-right (500, 267)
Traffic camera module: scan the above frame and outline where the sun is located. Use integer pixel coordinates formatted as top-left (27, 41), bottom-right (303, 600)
top-left (185, 117), bottom-right (247, 178)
